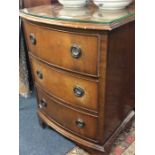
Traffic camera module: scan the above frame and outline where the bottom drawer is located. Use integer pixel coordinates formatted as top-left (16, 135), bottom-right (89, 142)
top-left (36, 87), bottom-right (98, 142)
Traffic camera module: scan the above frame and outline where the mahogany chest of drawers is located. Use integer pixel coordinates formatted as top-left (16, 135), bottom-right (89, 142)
top-left (20, 4), bottom-right (135, 154)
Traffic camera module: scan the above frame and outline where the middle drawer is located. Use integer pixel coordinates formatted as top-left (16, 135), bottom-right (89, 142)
top-left (30, 56), bottom-right (98, 112)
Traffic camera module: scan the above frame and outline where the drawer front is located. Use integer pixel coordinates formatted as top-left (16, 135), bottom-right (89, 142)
top-left (30, 57), bottom-right (98, 112)
top-left (24, 21), bottom-right (99, 76)
top-left (36, 87), bottom-right (98, 141)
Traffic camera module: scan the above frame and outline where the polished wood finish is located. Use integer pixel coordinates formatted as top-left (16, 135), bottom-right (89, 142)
top-left (24, 21), bottom-right (99, 76)
top-left (37, 110), bottom-right (105, 153)
top-left (30, 56), bottom-right (98, 112)
top-left (21, 4), bottom-right (135, 154)
top-left (103, 22), bottom-right (135, 142)
top-left (37, 107), bottom-right (134, 155)
top-left (36, 87), bottom-right (98, 141)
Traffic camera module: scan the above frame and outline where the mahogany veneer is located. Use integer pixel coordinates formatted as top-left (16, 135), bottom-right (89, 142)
top-left (20, 4), bottom-right (135, 154)
top-left (24, 21), bottom-right (99, 76)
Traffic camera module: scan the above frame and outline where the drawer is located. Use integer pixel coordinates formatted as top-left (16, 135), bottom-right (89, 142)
top-left (30, 57), bottom-right (98, 112)
top-left (36, 87), bottom-right (98, 141)
top-left (24, 21), bottom-right (99, 76)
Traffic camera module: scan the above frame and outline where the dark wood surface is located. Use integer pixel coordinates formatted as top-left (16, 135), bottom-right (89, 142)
top-left (103, 22), bottom-right (135, 142)
top-left (36, 87), bottom-right (98, 142)
top-left (21, 4), bottom-right (135, 154)
top-left (29, 56), bottom-right (99, 112)
top-left (19, 0), bottom-right (58, 95)
top-left (23, 20), bottom-right (99, 76)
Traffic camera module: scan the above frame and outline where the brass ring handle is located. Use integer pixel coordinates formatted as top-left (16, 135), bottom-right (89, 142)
top-left (75, 118), bottom-right (85, 128)
top-left (36, 70), bottom-right (43, 79)
top-left (38, 98), bottom-right (47, 109)
top-left (70, 44), bottom-right (81, 58)
top-left (73, 86), bottom-right (85, 97)
top-left (29, 33), bottom-right (36, 45)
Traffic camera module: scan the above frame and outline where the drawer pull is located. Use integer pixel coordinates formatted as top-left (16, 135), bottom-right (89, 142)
top-left (76, 118), bottom-right (85, 128)
top-left (29, 33), bottom-right (36, 45)
top-left (70, 44), bottom-right (81, 58)
top-left (36, 70), bottom-right (43, 79)
top-left (73, 86), bottom-right (85, 97)
top-left (39, 98), bottom-right (47, 109)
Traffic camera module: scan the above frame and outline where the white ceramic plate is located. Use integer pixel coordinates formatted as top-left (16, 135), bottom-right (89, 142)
top-left (58, 0), bottom-right (87, 8)
top-left (93, 0), bottom-right (133, 10)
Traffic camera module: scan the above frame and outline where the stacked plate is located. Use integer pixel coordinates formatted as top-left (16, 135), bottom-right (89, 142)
top-left (93, 0), bottom-right (133, 10)
top-left (58, 0), bottom-right (133, 10)
top-left (58, 0), bottom-right (87, 8)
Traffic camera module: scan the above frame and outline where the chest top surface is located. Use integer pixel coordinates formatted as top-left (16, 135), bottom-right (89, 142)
top-left (20, 3), bottom-right (135, 30)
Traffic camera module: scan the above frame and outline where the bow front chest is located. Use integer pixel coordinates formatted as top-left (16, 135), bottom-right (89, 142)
top-left (20, 4), bottom-right (135, 154)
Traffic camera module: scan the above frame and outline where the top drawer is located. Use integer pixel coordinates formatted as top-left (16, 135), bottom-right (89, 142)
top-left (23, 21), bottom-right (99, 77)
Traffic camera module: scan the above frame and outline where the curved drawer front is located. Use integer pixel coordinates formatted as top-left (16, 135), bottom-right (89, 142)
top-left (24, 21), bottom-right (99, 76)
top-left (36, 87), bottom-right (98, 141)
top-left (30, 57), bottom-right (98, 112)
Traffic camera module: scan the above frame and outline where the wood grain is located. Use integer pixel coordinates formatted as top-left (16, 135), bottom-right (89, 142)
top-left (36, 87), bottom-right (98, 141)
top-left (21, 4), bottom-right (135, 154)
top-left (103, 22), bottom-right (135, 142)
top-left (24, 20), bottom-right (99, 76)
top-left (30, 56), bottom-right (99, 112)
